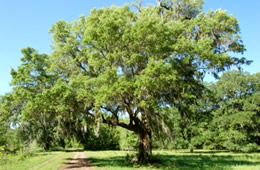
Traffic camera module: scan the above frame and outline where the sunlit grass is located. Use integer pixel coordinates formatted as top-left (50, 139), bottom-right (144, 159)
top-left (85, 150), bottom-right (260, 170)
top-left (1, 150), bottom-right (259, 170)
top-left (0, 151), bottom-right (74, 170)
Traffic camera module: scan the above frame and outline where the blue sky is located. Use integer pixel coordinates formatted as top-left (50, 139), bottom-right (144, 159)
top-left (0, 0), bottom-right (259, 95)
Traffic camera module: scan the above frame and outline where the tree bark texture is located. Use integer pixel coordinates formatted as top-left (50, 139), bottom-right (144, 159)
top-left (137, 128), bottom-right (152, 163)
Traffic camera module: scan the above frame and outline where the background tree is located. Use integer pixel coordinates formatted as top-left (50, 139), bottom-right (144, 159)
top-left (204, 71), bottom-right (260, 152)
top-left (10, 47), bottom-right (58, 150)
top-left (7, 47), bottom-right (121, 151)
top-left (0, 93), bottom-right (23, 152)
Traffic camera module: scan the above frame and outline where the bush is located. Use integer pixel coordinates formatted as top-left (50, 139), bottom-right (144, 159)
top-left (65, 137), bottom-right (83, 149)
top-left (119, 128), bottom-right (138, 151)
top-left (223, 141), bottom-right (241, 152)
top-left (241, 143), bottom-right (259, 153)
top-left (83, 124), bottom-right (120, 150)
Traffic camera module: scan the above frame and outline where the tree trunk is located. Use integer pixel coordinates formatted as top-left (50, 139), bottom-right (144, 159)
top-left (137, 128), bottom-right (152, 163)
top-left (43, 141), bottom-right (50, 151)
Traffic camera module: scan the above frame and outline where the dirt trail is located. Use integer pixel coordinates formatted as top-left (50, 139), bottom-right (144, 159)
top-left (59, 152), bottom-right (92, 170)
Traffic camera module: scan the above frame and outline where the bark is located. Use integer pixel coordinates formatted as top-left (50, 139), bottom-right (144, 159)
top-left (136, 128), bottom-right (152, 163)
top-left (43, 141), bottom-right (50, 151)
top-left (101, 105), bottom-right (153, 163)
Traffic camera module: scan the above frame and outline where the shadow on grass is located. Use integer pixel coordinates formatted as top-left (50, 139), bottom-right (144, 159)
top-left (188, 150), bottom-right (230, 154)
top-left (62, 157), bottom-right (92, 169)
top-left (65, 149), bottom-right (84, 152)
top-left (87, 154), bottom-right (260, 170)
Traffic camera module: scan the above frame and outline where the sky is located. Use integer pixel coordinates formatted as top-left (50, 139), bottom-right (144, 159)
top-left (0, 0), bottom-right (259, 95)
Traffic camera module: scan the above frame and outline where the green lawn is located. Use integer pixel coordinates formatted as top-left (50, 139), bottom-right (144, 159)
top-left (0, 151), bottom-right (75, 170)
top-left (85, 150), bottom-right (260, 170)
top-left (1, 150), bottom-right (259, 170)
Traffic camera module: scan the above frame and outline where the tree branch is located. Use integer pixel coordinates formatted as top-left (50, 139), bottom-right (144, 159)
top-left (156, 0), bottom-right (171, 10)
top-left (101, 114), bottom-right (136, 132)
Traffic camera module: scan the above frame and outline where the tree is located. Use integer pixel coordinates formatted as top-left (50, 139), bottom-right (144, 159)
top-left (9, 47), bottom-right (98, 150)
top-left (205, 70), bottom-right (260, 152)
top-left (48, 0), bottom-right (248, 162)
top-left (10, 47), bottom-right (58, 150)
top-left (0, 94), bottom-right (23, 152)
top-left (0, 96), bottom-right (10, 148)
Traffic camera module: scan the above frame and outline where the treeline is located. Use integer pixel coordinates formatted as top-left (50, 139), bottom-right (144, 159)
top-left (1, 68), bottom-right (259, 153)
top-left (159, 70), bottom-right (260, 152)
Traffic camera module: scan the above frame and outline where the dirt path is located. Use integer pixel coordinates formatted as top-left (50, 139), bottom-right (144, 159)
top-left (59, 152), bottom-right (92, 170)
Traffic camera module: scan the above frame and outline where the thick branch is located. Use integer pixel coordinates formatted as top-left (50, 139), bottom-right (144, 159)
top-left (101, 114), bottom-right (136, 132)
top-left (156, 0), bottom-right (171, 10)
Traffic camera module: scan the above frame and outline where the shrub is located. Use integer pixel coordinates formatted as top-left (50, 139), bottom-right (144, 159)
top-left (241, 143), bottom-right (259, 153)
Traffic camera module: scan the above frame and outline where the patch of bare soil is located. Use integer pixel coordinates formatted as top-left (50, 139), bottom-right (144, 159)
top-left (58, 152), bottom-right (92, 170)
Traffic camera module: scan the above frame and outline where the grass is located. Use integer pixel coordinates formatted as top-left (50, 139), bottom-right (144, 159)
top-left (1, 149), bottom-right (259, 170)
top-left (85, 150), bottom-right (260, 170)
top-left (0, 150), bottom-right (75, 170)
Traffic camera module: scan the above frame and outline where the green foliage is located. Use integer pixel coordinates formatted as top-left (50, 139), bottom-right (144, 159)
top-left (208, 71), bottom-right (259, 151)
top-left (65, 136), bottom-right (83, 149)
top-left (241, 143), bottom-right (259, 153)
top-left (119, 127), bottom-right (138, 151)
top-left (84, 124), bottom-right (120, 150)
top-left (147, 71), bottom-right (259, 152)
top-left (0, 95), bottom-right (23, 152)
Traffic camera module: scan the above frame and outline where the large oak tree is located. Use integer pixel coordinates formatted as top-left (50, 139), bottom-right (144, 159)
top-left (47, 0), bottom-right (248, 162)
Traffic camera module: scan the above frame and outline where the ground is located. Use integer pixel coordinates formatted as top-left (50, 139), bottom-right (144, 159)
top-left (85, 150), bottom-right (260, 170)
top-left (59, 151), bottom-right (92, 170)
top-left (0, 150), bottom-right (260, 170)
